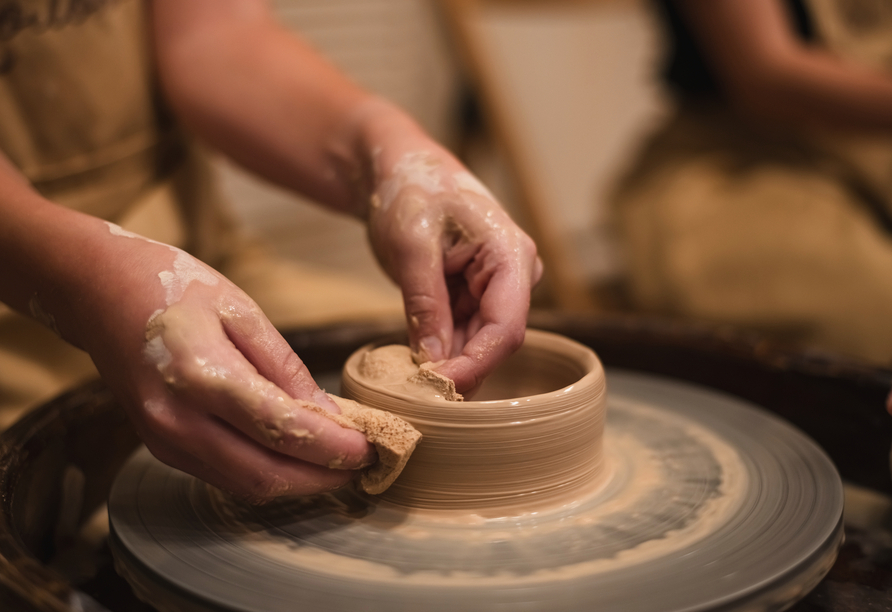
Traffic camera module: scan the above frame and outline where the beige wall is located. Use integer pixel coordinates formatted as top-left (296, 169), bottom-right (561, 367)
top-left (471, 1), bottom-right (669, 284)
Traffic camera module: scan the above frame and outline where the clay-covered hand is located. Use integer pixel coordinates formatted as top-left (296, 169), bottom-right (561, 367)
top-left (70, 223), bottom-right (375, 503)
top-left (365, 133), bottom-right (542, 395)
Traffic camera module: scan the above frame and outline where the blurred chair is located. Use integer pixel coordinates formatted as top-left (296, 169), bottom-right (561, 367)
top-left (438, 0), bottom-right (668, 310)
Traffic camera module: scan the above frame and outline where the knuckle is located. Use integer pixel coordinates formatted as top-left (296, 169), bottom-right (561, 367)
top-left (230, 295), bottom-right (265, 329)
top-left (404, 293), bottom-right (439, 322)
top-left (517, 232), bottom-right (538, 260)
top-left (161, 357), bottom-right (202, 389)
top-left (279, 351), bottom-right (314, 394)
top-left (502, 326), bottom-right (526, 353)
top-left (138, 400), bottom-right (181, 442)
top-left (163, 355), bottom-right (231, 395)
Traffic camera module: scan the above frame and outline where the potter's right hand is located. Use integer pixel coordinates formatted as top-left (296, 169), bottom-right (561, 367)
top-left (357, 102), bottom-right (541, 396)
top-left (30, 218), bottom-right (375, 504)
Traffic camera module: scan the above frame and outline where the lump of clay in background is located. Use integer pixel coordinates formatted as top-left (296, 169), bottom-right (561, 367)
top-left (358, 344), bottom-right (463, 402)
top-left (303, 395), bottom-right (422, 495)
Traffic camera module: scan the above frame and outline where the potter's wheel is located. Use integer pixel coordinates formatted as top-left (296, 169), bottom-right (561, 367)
top-left (108, 370), bottom-right (843, 612)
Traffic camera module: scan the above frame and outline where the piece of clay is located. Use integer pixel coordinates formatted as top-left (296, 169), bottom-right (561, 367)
top-left (356, 344), bottom-right (463, 402)
top-left (301, 396), bottom-right (422, 495)
top-left (410, 364), bottom-right (463, 401)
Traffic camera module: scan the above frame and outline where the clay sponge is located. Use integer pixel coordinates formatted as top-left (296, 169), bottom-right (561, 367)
top-left (305, 395), bottom-right (422, 495)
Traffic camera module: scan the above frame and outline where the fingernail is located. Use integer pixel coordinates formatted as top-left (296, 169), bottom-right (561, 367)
top-left (313, 390), bottom-right (341, 414)
top-left (416, 336), bottom-right (444, 363)
top-left (361, 446), bottom-right (379, 469)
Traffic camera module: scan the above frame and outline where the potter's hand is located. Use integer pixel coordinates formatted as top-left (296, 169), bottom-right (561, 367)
top-left (365, 134), bottom-right (541, 395)
top-left (76, 225), bottom-right (375, 503)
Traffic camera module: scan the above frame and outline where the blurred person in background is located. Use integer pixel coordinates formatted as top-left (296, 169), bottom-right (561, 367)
top-left (0, 0), bottom-right (540, 502)
top-left (612, 0), bottom-right (892, 364)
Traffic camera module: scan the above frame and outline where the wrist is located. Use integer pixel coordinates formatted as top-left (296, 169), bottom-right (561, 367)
top-left (0, 202), bottom-right (168, 352)
top-left (0, 200), bottom-right (98, 344)
top-left (339, 97), bottom-right (433, 220)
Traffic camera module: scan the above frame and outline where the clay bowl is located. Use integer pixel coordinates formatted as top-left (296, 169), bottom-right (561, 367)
top-left (340, 329), bottom-right (607, 513)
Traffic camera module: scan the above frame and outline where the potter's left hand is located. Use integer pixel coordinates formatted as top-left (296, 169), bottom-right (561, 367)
top-left (363, 113), bottom-right (541, 395)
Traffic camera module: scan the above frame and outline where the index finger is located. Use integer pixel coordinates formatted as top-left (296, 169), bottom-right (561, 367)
top-left (434, 263), bottom-right (533, 393)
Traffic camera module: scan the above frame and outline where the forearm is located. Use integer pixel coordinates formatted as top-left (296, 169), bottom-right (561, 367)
top-left (0, 172), bottom-right (87, 340)
top-left (676, 0), bottom-right (892, 133)
top-left (0, 163), bottom-right (157, 353)
top-left (732, 48), bottom-right (892, 133)
top-left (152, 0), bottom-right (428, 217)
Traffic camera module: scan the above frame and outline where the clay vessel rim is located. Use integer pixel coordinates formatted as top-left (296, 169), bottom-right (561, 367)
top-left (342, 329), bottom-right (604, 411)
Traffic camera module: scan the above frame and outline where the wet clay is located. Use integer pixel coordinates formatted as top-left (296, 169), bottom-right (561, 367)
top-left (341, 330), bottom-right (608, 512)
top-left (356, 344), bottom-right (462, 401)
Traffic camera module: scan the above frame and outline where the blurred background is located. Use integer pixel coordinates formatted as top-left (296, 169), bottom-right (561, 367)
top-left (217, 0), bottom-right (892, 368)
top-left (219, 0), bottom-right (668, 313)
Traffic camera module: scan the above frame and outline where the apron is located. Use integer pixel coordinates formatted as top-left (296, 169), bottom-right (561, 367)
top-left (0, 0), bottom-right (402, 427)
top-left (612, 0), bottom-right (892, 364)
top-left (0, 0), bottom-right (226, 428)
